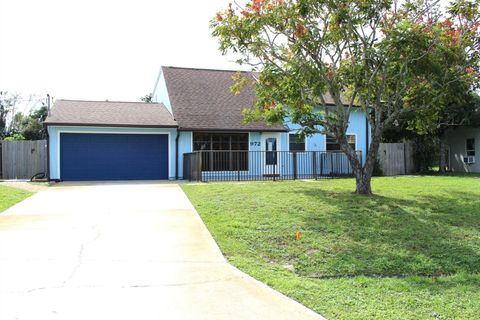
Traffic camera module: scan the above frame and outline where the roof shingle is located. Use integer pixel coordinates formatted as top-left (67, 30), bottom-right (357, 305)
top-left (44, 100), bottom-right (177, 128)
top-left (162, 66), bottom-right (287, 132)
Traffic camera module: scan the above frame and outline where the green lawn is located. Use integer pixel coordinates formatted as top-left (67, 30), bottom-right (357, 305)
top-left (0, 185), bottom-right (34, 212)
top-left (182, 176), bottom-right (480, 320)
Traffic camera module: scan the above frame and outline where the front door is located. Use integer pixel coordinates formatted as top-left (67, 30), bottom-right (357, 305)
top-left (261, 133), bottom-right (280, 176)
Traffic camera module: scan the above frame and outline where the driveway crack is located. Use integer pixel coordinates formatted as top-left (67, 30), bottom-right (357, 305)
top-left (11, 275), bottom-right (242, 294)
top-left (61, 224), bottom-right (101, 287)
top-left (61, 244), bottom-right (84, 286)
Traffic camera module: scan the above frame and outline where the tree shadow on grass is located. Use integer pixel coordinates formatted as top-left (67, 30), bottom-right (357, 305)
top-left (285, 187), bottom-right (480, 278)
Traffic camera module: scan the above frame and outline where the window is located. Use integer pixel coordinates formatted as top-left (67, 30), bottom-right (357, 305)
top-left (326, 134), bottom-right (356, 151)
top-left (193, 132), bottom-right (248, 151)
top-left (466, 138), bottom-right (475, 156)
top-left (289, 134), bottom-right (305, 152)
top-left (192, 132), bottom-right (248, 171)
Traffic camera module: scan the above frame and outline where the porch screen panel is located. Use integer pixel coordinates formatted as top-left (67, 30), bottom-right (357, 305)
top-left (193, 132), bottom-right (248, 171)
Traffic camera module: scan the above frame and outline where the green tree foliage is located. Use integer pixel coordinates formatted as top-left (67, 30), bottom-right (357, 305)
top-left (383, 92), bottom-right (480, 172)
top-left (7, 105), bottom-right (48, 140)
top-left (0, 91), bottom-right (20, 137)
top-left (211, 0), bottom-right (480, 194)
top-left (410, 92), bottom-right (480, 172)
top-left (141, 93), bottom-right (153, 103)
top-left (4, 133), bottom-right (26, 141)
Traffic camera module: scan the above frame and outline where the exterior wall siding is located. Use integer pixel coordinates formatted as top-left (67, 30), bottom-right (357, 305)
top-left (48, 126), bottom-right (177, 180)
top-left (177, 131), bottom-right (193, 178)
top-left (445, 127), bottom-right (480, 173)
top-left (152, 71), bottom-right (173, 113)
top-left (283, 108), bottom-right (368, 163)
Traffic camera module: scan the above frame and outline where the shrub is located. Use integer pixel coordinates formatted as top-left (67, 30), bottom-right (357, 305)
top-left (4, 133), bottom-right (26, 141)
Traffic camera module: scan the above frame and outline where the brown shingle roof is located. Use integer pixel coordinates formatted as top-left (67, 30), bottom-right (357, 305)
top-left (162, 66), bottom-right (287, 132)
top-left (44, 100), bottom-right (177, 128)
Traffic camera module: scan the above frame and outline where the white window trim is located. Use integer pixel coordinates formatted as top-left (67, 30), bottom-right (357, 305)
top-left (190, 132), bottom-right (193, 152)
top-left (323, 133), bottom-right (357, 151)
top-left (288, 131), bottom-right (308, 152)
top-left (466, 138), bottom-right (476, 156)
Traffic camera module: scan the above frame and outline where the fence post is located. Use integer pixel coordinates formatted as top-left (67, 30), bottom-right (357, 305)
top-left (330, 153), bottom-right (334, 176)
top-left (319, 153), bottom-right (323, 177)
top-left (273, 160), bottom-right (276, 181)
top-left (292, 152), bottom-right (297, 180)
top-left (312, 152), bottom-right (317, 179)
top-left (237, 152), bottom-right (240, 181)
top-left (198, 152), bottom-right (203, 182)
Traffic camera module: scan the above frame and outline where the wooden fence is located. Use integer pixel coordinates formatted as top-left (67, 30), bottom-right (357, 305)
top-left (0, 140), bottom-right (47, 180)
top-left (378, 143), bottom-right (415, 176)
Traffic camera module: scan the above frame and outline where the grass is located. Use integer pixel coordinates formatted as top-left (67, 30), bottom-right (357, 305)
top-left (182, 176), bottom-right (480, 320)
top-left (0, 184), bottom-right (34, 212)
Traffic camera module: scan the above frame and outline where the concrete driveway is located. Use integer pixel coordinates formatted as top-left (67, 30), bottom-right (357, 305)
top-left (0, 182), bottom-right (324, 320)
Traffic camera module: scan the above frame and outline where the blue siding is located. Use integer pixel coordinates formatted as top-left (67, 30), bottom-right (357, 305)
top-left (152, 71), bottom-right (173, 113)
top-left (283, 108), bottom-right (368, 163)
top-left (177, 131), bottom-right (192, 178)
top-left (60, 133), bottom-right (168, 181)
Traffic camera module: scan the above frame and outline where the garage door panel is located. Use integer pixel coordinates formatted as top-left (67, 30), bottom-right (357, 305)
top-left (60, 133), bottom-right (168, 181)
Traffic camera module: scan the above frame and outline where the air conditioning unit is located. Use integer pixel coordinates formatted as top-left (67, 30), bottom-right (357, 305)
top-left (464, 156), bottom-right (476, 164)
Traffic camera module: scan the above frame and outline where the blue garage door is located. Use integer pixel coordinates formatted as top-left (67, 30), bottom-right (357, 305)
top-left (60, 133), bottom-right (169, 181)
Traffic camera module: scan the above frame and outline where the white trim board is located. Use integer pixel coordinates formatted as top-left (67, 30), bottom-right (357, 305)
top-left (288, 131), bottom-right (308, 152)
top-left (323, 133), bottom-right (357, 151)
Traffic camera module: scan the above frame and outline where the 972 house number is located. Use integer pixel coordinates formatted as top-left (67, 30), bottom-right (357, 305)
top-left (250, 141), bottom-right (261, 147)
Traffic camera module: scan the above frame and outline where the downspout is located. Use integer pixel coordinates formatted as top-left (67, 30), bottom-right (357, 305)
top-left (45, 94), bottom-right (52, 181)
top-left (175, 131), bottom-right (180, 180)
top-left (45, 124), bottom-right (51, 181)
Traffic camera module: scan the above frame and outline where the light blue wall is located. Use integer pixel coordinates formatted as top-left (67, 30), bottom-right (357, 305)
top-left (281, 108), bottom-right (368, 164)
top-left (152, 70), bottom-right (172, 114)
top-left (177, 131), bottom-right (192, 178)
top-left (48, 126), bottom-right (177, 180)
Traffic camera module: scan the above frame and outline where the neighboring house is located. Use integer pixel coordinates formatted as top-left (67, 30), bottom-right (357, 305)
top-left (445, 127), bottom-right (479, 172)
top-left (44, 66), bottom-right (370, 181)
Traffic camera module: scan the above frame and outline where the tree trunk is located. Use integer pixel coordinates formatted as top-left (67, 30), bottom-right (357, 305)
top-left (340, 146), bottom-right (375, 195)
top-left (355, 170), bottom-right (372, 195)
top-left (341, 123), bottom-right (381, 195)
top-left (438, 137), bottom-right (447, 173)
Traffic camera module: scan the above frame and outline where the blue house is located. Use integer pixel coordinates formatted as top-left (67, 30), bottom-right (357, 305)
top-left (44, 66), bottom-right (369, 181)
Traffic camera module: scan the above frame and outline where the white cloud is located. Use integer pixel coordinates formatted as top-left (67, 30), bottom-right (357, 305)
top-left (0, 0), bottom-right (241, 101)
